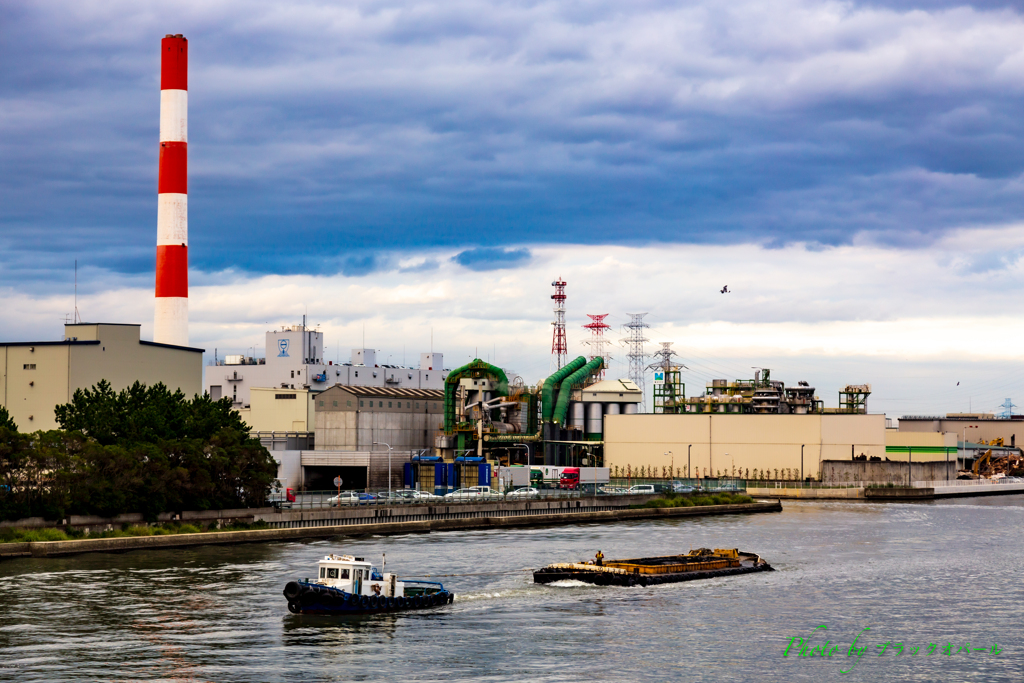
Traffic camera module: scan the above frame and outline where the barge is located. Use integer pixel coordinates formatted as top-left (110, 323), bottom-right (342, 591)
top-left (284, 553), bottom-right (454, 615)
top-left (533, 547), bottom-right (773, 587)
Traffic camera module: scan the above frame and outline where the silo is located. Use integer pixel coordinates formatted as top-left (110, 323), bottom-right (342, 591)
top-left (623, 404), bottom-right (638, 415)
top-left (571, 402), bottom-right (586, 429)
top-left (586, 403), bottom-right (603, 436)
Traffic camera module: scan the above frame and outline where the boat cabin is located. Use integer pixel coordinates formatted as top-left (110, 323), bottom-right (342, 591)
top-left (315, 554), bottom-right (406, 598)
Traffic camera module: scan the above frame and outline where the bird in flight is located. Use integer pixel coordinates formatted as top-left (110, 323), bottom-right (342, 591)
top-left (720, 285), bottom-right (730, 294)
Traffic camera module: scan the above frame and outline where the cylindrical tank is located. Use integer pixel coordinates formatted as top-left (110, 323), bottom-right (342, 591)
top-left (586, 402), bottom-right (603, 435)
top-left (571, 402), bottom-right (585, 429)
top-left (604, 404), bottom-right (621, 416)
top-left (623, 403), bottom-right (638, 415)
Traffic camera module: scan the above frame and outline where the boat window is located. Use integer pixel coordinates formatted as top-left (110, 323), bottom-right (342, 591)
top-left (340, 568), bottom-right (350, 579)
top-left (320, 567), bottom-right (326, 578)
top-left (327, 568), bottom-right (339, 579)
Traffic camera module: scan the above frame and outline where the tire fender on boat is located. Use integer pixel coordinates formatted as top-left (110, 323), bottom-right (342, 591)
top-left (283, 581), bottom-right (302, 600)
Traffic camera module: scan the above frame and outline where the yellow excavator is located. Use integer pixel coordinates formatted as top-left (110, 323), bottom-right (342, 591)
top-left (973, 450), bottom-right (993, 476)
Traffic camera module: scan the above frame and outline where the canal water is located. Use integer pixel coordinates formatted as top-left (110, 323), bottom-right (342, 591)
top-left (0, 497), bottom-right (1021, 682)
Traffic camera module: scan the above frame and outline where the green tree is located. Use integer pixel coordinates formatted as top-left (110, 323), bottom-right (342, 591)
top-left (0, 381), bottom-right (277, 521)
top-left (0, 406), bottom-right (16, 432)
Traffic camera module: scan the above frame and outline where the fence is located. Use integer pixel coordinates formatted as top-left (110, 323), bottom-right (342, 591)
top-left (275, 486), bottom-right (662, 511)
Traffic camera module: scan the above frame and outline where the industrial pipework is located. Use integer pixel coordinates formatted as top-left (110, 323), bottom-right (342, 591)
top-left (442, 359), bottom-right (509, 433)
top-left (542, 356), bottom-right (587, 422)
top-left (553, 357), bottom-right (604, 425)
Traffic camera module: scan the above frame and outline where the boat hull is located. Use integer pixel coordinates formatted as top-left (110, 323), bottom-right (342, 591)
top-left (284, 580), bottom-right (454, 615)
top-left (533, 553), bottom-right (773, 587)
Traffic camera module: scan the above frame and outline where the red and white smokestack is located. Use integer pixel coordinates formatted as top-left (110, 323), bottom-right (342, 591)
top-left (154, 34), bottom-right (188, 346)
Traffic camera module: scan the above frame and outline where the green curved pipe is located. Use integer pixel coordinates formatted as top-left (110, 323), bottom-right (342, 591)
top-left (443, 359), bottom-right (510, 433)
top-left (553, 357), bottom-right (604, 425)
top-left (542, 356), bottom-right (587, 422)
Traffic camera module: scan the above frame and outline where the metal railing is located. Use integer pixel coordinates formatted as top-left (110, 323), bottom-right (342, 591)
top-left (269, 487), bottom-right (648, 510)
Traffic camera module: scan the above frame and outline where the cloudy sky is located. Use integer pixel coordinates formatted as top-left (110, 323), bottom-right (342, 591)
top-left (4, 0), bottom-right (1024, 416)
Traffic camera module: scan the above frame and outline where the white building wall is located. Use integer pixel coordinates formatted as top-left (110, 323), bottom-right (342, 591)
top-left (204, 327), bottom-right (448, 407)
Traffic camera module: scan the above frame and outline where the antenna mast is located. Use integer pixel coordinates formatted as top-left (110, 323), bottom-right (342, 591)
top-left (74, 259), bottom-right (81, 323)
top-left (550, 277), bottom-right (567, 369)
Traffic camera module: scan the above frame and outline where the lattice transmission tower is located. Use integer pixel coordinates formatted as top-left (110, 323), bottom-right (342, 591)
top-left (550, 277), bottom-right (567, 369)
top-left (999, 398), bottom-right (1017, 418)
top-left (621, 313), bottom-right (650, 410)
top-left (582, 314), bottom-right (612, 379)
top-left (647, 342), bottom-right (687, 413)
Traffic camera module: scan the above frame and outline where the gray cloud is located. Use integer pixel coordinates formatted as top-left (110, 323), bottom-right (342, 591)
top-left (4, 0), bottom-right (1024, 287)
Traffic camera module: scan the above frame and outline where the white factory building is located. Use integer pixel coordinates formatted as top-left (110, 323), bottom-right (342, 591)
top-left (204, 324), bottom-right (448, 409)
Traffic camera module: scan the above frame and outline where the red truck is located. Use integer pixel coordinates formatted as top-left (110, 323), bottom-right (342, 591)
top-left (558, 468), bottom-right (581, 490)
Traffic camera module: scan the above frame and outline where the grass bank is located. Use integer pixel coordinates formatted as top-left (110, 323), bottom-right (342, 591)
top-left (0, 520), bottom-right (269, 544)
top-left (633, 492), bottom-right (754, 509)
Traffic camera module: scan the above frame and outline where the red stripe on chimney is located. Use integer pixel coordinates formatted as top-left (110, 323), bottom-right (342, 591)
top-left (155, 244), bottom-right (188, 297)
top-left (161, 36), bottom-right (188, 91)
top-left (158, 141), bottom-right (187, 195)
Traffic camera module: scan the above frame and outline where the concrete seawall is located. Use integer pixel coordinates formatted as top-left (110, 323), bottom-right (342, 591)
top-left (748, 482), bottom-right (1024, 500)
top-left (0, 501), bottom-right (781, 559)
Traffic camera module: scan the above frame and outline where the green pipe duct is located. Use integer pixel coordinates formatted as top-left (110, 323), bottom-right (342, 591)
top-left (553, 357), bottom-right (604, 425)
top-left (443, 359), bottom-right (509, 433)
top-left (541, 356), bottom-right (587, 422)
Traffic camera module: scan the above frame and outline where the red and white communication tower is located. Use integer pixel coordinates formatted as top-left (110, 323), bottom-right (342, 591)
top-left (550, 278), bottom-right (567, 369)
top-left (154, 34), bottom-right (189, 346)
top-left (582, 314), bottom-right (612, 379)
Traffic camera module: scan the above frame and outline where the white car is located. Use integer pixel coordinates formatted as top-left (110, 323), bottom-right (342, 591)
top-left (599, 486), bottom-right (629, 495)
top-left (505, 487), bottom-right (539, 499)
top-left (627, 485), bottom-right (656, 494)
top-left (328, 491), bottom-right (377, 506)
top-left (395, 489), bottom-right (442, 501)
top-left (444, 486), bottom-right (501, 500)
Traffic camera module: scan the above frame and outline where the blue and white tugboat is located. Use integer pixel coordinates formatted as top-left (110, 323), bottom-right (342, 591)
top-left (283, 553), bottom-right (455, 615)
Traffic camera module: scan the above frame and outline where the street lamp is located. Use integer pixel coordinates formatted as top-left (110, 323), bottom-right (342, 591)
top-left (801, 444), bottom-right (805, 485)
top-left (688, 444), bottom-right (692, 481)
top-left (665, 451), bottom-right (673, 480)
top-left (373, 441), bottom-right (392, 499)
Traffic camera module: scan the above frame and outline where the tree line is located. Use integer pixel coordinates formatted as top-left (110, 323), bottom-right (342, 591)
top-left (0, 381), bottom-right (277, 522)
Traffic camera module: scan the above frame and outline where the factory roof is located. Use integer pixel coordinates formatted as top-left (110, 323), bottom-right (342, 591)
top-left (325, 384), bottom-right (444, 399)
top-left (578, 378), bottom-right (643, 402)
top-left (584, 378), bottom-right (642, 393)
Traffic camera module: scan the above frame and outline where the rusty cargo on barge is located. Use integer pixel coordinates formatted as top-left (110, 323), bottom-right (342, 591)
top-left (533, 547), bottom-right (773, 587)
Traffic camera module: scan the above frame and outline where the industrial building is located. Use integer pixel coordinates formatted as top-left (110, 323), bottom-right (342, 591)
top-left (603, 413), bottom-right (962, 482)
top-left (313, 385), bottom-right (444, 451)
top-left (0, 323), bottom-right (203, 431)
top-left (898, 413), bottom-right (1024, 447)
top-left (238, 387), bottom-right (317, 433)
top-left (603, 413), bottom-right (887, 480)
top-left (204, 323), bottom-right (447, 408)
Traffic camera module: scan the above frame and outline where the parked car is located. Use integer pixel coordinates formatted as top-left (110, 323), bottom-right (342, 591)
top-left (505, 487), bottom-right (540, 499)
top-left (444, 486), bottom-right (501, 500)
top-left (394, 489), bottom-right (442, 501)
top-left (627, 485), bottom-right (656, 494)
top-left (329, 491), bottom-right (377, 507)
top-left (670, 481), bottom-right (694, 494)
top-left (599, 485), bottom-right (628, 494)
